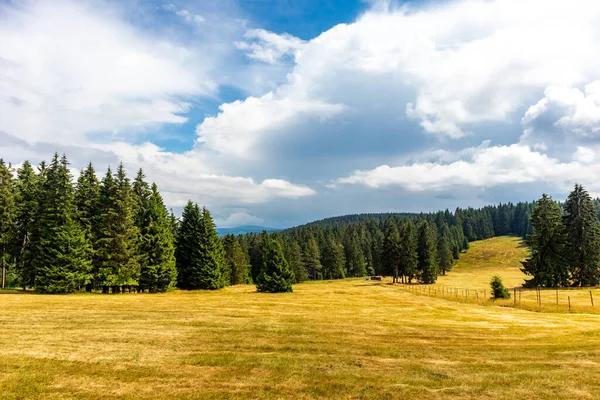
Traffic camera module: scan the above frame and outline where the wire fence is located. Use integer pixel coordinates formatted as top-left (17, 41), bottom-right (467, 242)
top-left (393, 282), bottom-right (600, 314)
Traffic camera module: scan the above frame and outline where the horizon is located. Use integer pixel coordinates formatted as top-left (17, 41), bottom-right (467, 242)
top-left (2, 0), bottom-right (600, 228)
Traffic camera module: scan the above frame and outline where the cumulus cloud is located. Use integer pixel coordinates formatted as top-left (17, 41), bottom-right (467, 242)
top-left (235, 29), bottom-right (306, 64)
top-left (521, 82), bottom-right (600, 153)
top-left (336, 144), bottom-right (599, 193)
top-left (0, 0), bottom-right (215, 145)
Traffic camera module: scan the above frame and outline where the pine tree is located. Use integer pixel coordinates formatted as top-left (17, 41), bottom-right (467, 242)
top-left (321, 238), bottom-right (346, 280)
top-left (194, 207), bottom-right (227, 290)
top-left (33, 154), bottom-right (91, 293)
top-left (75, 163), bottom-right (100, 235)
top-left (175, 201), bottom-right (203, 289)
top-left (223, 234), bottom-right (250, 285)
top-left (521, 194), bottom-right (569, 287)
top-left (256, 239), bottom-right (294, 293)
top-left (13, 161), bottom-right (40, 288)
top-left (302, 235), bottom-right (322, 279)
top-left (563, 184), bottom-right (600, 286)
top-left (344, 230), bottom-right (366, 277)
top-left (382, 222), bottom-right (402, 282)
top-left (0, 159), bottom-right (16, 289)
top-left (137, 184), bottom-right (177, 292)
top-left (284, 239), bottom-right (307, 283)
top-left (249, 231), bottom-right (269, 282)
top-left (417, 220), bottom-right (438, 284)
top-left (437, 223), bottom-right (453, 276)
top-left (94, 164), bottom-right (139, 293)
top-left (398, 220), bottom-right (418, 283)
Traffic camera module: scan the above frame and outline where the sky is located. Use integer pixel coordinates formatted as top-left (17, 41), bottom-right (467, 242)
top-left (2, 0), bottom-right (600, 228)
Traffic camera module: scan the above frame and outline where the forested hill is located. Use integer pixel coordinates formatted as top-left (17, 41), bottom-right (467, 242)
top-left (288, 213), bottom-right (420, 230)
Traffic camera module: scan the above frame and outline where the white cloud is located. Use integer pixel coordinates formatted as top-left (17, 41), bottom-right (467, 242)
top-left (215, 212), bottom-right (264, 228)
top-left (163, 4), bottom-right (206, 25)
top-left (521, 82), bottom-right (600, 151)
top-left (336, 144), bottom-right (600, 193)
top-left (0, 0), bottom-right (215, 145)
top-left (210, 0), bottom-right (600, 150)
top-left (196, 92), bottom-right (345, 159)
top-left (235, 29), bottom-right (306, 64)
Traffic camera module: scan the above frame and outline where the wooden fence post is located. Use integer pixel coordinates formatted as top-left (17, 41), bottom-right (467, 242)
top-left (590, 291), bottom-right (594, 307)
top-left (568, 296), bottom-right (571, 311)
top-left (514, 287), bottom-right (516, 305)
top-left (556, 288), bottom-right (558, 305)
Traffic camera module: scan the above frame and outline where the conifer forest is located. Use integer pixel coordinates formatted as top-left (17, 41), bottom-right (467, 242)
top-left (3, 153), bottom-right (600, 294)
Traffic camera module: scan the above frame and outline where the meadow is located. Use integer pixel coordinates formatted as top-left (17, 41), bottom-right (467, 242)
top-left (2, 237), bottom-right (600, 399)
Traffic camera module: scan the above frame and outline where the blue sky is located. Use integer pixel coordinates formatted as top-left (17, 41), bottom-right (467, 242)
top-left (2, 0), bottom-right (600, 228)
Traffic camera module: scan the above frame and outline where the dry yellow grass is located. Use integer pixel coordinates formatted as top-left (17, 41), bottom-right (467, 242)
top-left (2, 273), bottom-right (600, 398)
top-left (3, 237), bottom-right (600, 398)
top-left (437, 236), bottom-right (530, 291)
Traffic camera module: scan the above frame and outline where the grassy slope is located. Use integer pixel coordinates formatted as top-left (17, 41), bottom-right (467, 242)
top-left (436, 236), bottom-right (529, 291)
top-left (2, 237), bottom-right (600, 399)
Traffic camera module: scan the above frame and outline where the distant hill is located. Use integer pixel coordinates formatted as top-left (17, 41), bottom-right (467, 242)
top-left (216, 225), bottom-right (281, 237)
top-left (287, 212), bottom-right (421, 231)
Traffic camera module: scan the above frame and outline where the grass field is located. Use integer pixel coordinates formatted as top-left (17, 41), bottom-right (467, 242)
top-left (2, 237), bottom-right (600, 399)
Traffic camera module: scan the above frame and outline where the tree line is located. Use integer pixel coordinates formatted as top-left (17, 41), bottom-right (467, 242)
top-left (1, 152), bottom-right (574, 294)
top-left (522, 185), bottom-right (600, 287)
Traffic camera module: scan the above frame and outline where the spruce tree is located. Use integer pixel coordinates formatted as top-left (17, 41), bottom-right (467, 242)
top-left (223, 234), bottom-right (250, 285)
top-left (75, 162), bottom-right (100, 235)
top-left (321, 238), bottom-right (346, 280)
top-left (256, 239), bottom-right (294, 293)
top-left (13, 161), bottom-right (40, 288)
top-left (94, 164), bottom-right (139, 293)
top-left (437, 223), bottom-right (453, 276)
top-left (194, 207), bottom-right (227, 289)
top-left (0, 159), bottom-right (16, 289)
top-left (249, 231), bottom-right (269, 282)
top-left (284, 239), bottom-right (308, 283)
top-left (521, 194), bottom-right (569, 287)
top-left (302, 235), bottom-right (322, 279)
top-left (344, 230), bottom-right (367, 277)
top-left (563, 184), bottom-right (600, 286)
top-left (398, 220), bottom-right (418, 283)
top-left (417, 220), bottom-right (438, 284)
top-left (175, 201), bottom-right (203, 289)
top-left (33, 154), bottom-right (91, 293)
top-left (382, 222), bottom-right (402, 282)
top-left (138, 184), bottom-right (177, 292)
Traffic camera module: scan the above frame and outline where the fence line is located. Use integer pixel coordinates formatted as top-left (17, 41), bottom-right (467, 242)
top-left (393, 281), bottom-right (600, 314)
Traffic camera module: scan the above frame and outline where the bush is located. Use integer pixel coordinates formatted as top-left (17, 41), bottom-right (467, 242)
top-left (490, 275), bottom-right (511, 299)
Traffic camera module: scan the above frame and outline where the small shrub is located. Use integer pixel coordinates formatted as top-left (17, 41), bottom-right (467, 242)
top-left (490, 275), bottom-right (511, 299)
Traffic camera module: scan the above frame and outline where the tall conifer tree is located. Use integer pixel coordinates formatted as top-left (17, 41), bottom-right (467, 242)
top-left (175, 201), bottom-right (203, 289)
top-left (383, 222), bottom-right (402, 282)
top-left (13, 161), bottom-right (39, 288)
top-left (417, 220), bottom-right (438, 284)
top-left (563, 184), bottom-right (600, 286)
top-left (223, 234), bottom-right (250, 285)
top-left (0, 159), bottom-right (15, 289)
top-left (138, 184), bottom-right (177, 292)
top-left (521, 194), bottom-right (569, 287)
top-left (437, 223), bottom-right (453, 275)
top-left (33, 154), bottom-right (91, 293)
top-left (256, 239), bottom-right (294, 293)
top-left (321, 238), bottom-right (346, 280)
top-left (94, 164), bottom-right (139, 293)
top-left (399, 220), bottom-right (418, 283)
